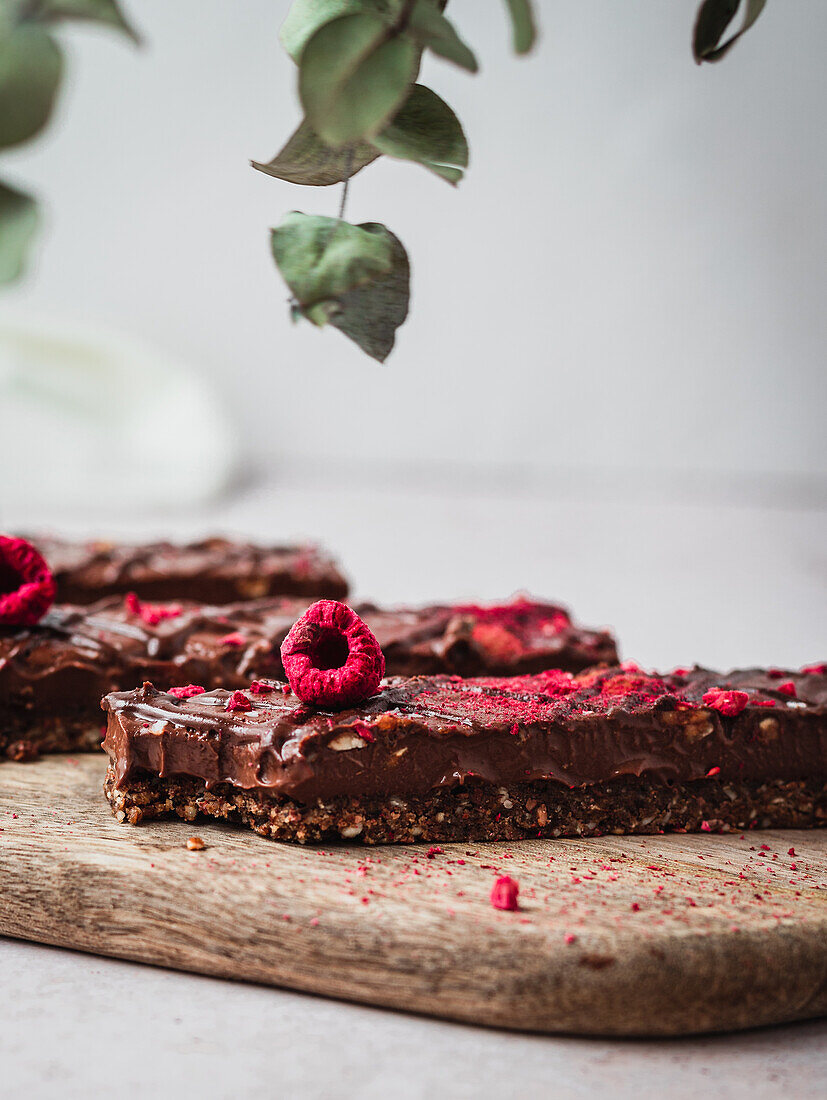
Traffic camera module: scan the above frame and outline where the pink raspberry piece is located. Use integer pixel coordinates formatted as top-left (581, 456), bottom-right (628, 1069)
top-left (124, 592), bottom-right (182, 627)
top-left (219, 632), bottom-right (247, 647)
top-left (702, 688), bottom-right (750, 716)
top-left (280, 600), bottom-right (385, 708)
top-left (169, 684), bottom-right (205, 699)
top-left (225, 690), bottom-right (252, 712)
top-left (250, 679), bottom-right (275, 695)
top-left (490, 875), bottom-right (520, 911)
top-left (0, 536), bottom-right (56, 625)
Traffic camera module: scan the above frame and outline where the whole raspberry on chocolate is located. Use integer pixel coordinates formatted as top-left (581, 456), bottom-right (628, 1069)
top-left (280, 600), bottom-right (385, 708)
top-left (0, 536), bottom-right (56, 626)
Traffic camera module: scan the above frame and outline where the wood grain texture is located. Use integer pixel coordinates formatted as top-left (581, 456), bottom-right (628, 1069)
top-left (1, 756), bottom-right (825, 1037)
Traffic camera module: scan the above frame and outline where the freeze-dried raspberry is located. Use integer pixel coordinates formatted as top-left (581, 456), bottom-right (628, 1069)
top-left (490, 875), bottom-right (520, 911)
top-left (776, 681), bottom-right (797, 697)
top-left (124, 592), bottom-right (182, 627)
top-left (0, 536), bottom-right (56, 625)
top-left (801, 663), bottom-right (826, 675)
top-left (169, 684), bottom-right (205, 699)
top-left (280, 600), bottom-right (385, 708)
top-left (250, 679), bottom-right (275, 695)
top-left (225, 690), bottom-right (252, 712)
top-left (702, 688), bottom-right (750, 716)
top-left (219, 632), bottom-right (247, 647)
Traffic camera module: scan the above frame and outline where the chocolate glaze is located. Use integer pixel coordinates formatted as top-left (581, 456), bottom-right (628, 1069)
top-left (102, 666), bottom-right (827, 805)
top-left (0, 596), bottom-right (616, 734)
top-left (29, 535), bottom-right (349, 604)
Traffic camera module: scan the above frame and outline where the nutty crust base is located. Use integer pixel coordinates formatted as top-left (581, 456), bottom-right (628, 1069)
top-left (103, 768), bottom-right (827, 845)
top-left (3, 720), bottom-right (101, 761)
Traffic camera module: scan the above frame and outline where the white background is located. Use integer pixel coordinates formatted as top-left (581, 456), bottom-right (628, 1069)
top-left (1, 0), bottom-right (826, 484)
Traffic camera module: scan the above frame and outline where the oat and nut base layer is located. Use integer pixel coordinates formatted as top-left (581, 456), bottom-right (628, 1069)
top-left (104, 769), bottom-right (826, 845)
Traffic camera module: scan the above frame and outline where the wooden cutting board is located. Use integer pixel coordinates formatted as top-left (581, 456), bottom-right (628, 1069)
top-left (1, 755), bottom-right (825, 1037)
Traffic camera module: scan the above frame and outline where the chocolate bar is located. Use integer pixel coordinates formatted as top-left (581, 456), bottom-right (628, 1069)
top-left (101, 664), bottom-right (827, 844)
top-left (30, 535), bottom-right (349, 604)
top-left (0, 596), bottom-right (616, 759)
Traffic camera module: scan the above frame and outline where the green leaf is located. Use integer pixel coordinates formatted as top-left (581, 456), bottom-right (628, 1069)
top-left (328, 223), bottom-right (409, 361)
top-left (374, 83), bottom-right (468, 184)
top-left (693, 0), bottom-right (766, 63)
top-left (503, 0), bottom-right (537, 55)
top-left (280, 0), bottom-right (399, 63)
top-left (299, 13), bottom-right (419, 147)
top-left (0, 180), bottom-right (38, 284)
top-left (252, 120), bottom-right (379, 186)
top-left (271, 214), bottom-right (409, 362)
top-left (407, 1), bottom-right (478, 73)
top-left (31, 0), bottom-right (140, 44)
top-left (0, 23), bottom-right (63, 150)
top-left (271, 211), bottom-right (393, 309)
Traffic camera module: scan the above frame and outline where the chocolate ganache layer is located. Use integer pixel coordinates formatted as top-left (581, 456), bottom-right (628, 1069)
top-left (103, 665), bottom-right (827, 806)
top-left (0, 595), bottom-right (617, 757)
top-left (28, 535), bottom-right (349, 604)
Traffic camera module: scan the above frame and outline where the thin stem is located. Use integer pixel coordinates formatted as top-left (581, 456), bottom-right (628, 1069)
top-left (338, 147), bottom-right (355, 221)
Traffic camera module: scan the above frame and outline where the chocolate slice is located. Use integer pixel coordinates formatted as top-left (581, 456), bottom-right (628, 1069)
top-left (101, 665), bottom-right (827, 844)
top-left (29, 535), bottom-right (349, 604)
top-left (0, 596), bottom-right (617, 759)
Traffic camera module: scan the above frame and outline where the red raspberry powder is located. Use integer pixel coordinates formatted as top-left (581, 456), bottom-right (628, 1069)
top-left (0, 536), bottom-right (56, 626)
top-left (280, 600), bottom-right (385, 708)
top-left (702, 689), bottom-right (750, 717)
top-left (490, 876), bottom-right (520, 911)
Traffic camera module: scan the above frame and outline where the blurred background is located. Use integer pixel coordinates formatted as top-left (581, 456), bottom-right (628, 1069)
top-left (0, 0), bottom-right (824, 666)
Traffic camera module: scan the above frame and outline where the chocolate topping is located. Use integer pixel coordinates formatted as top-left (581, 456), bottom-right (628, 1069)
top-left (0, 596), bottom-right (617, 739)
top-left (102, 665), bottom-right (827, 805)
top-left (29, 535), bottom-right (349, 604)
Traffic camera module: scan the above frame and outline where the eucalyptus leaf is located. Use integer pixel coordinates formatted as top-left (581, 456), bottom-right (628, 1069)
top-left (693, 0), bottom-right (766, 63)
top-left (408, 0), bottom-right (478, 73)
top-left (374, 83), bottom-right (467, 184)
top-left (252, 120), bottom-right (378, 186)
top-left (299, 13), bottom-right (419, 147)
top-left (31, 0), bottom-right (140, 43)
top-left (0, 180), bottom-right (38, 284)
top-left (0, 23), bottom-right (63, 150)
top-left (503, 0), bottom-right (536, 55)
top-left (280, 0), bottom-right (399, 63)
top-left (328, 223), bottom-right (409, 361)
top-left (271, 211), bottom-right (393, 309)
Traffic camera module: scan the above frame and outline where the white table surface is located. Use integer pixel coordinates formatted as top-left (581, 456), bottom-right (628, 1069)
top-left (2, 472), bottom-right (826, 1098)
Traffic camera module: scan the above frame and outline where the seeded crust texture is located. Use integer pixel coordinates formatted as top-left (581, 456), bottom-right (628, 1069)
top-left (103, 769), bottom-right (826, 846)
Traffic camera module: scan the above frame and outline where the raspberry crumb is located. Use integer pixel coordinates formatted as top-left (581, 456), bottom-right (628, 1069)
top-left (186, 836), bottom-right (205, 851)
top-left (426, 846), bottom-right (444, 859)
top-left (125, 592), bottom-right (182, 627)
top-left (225, 690), bottom-right (252, 712)
top-left (701, 821), bottom-right (712, 832)
top-left (564, 933), bottom-right (577, 944)
top-left (490, 875), bottom-right (519, 911)
top-left (631, 902), bottom-right (641, 911)
top-left (776, 681), bottom-right (797, 697)
top-left (219, 632), bottom-right (247, 647)
top-left (702, 688), bottom-right (750, 716)
top-left (705, 766), bottom-right (721, 777)
top-left (250, 680), bottom-right (274, 694)
top-left (788, 847), bottom-right (796, 856)
top-left (169, 684), bottom-right (205, 699)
